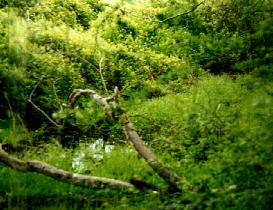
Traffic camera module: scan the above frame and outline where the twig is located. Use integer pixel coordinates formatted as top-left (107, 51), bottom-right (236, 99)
top-left (128, 114), bottom-right (146, 118)
top-left (52, 79), bottom-right (63, 111)
top-left (4, 93), bottom-right (16, 130)
top-left (71, 52), bottom-right (100, 72)
top-left (99, 56), bottom-right (109, 95)
top-left (158, 1), bottom-right (205, 23)
top-left (4, 93), bottom-right (14, 116)
top-left (4, 93), bottom-right (28, 131)
top-left (28, 80), bottom-right (59, 127)
top-left (56, 50), bottom-right (100, 72)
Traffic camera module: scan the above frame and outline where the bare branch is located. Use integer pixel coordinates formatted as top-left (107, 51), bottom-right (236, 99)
top-left (4, 93), bottom-right (16, 129)
top-left (99, 56), bottom-right (109, 95)
top-left (0, 147), bottom-right (134, 190)
top-left (28, 100), bottom-right (59, 127)
top-left (57, 50), bottom-right (100, 72)
top-left (52, 79), bottom-right (63, 111)
top-left (158, 1), bottom-right (205, 23)
top-left (28, 80), bottom-right (59, 127)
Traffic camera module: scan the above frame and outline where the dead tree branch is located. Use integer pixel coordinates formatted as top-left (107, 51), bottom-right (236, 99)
top-left (28, 80), bottom-right (59, 127)
top-left (64, 88), bottom-right (191, 191)
top-left (57, 50), bottom-right (100, 72)
top-left (99, 56), bottom-right (109, 95)
top-left (121, 114), bottom-right (190, 190)
top-left (158, 1), bottom-right (205, 23)
top-left (0, 146), bottom-right (134, 190)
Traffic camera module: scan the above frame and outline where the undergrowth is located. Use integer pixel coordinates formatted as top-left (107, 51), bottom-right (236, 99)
top-left (1, 75), bottom-right (272, 209)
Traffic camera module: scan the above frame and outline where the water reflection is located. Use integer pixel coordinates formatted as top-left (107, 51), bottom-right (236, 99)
top-left (72, 139), bottom-right (114, 172)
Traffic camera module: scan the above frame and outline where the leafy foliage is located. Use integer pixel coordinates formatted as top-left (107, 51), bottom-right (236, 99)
top-left (0, 0), bottom-right (272, 209)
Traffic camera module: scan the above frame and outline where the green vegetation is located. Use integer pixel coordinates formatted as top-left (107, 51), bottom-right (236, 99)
top-left (0, 0), bottom-right (272, 209)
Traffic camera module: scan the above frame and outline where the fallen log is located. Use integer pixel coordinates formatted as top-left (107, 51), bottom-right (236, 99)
top-left (0, 146), bottom-right (134, 190)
